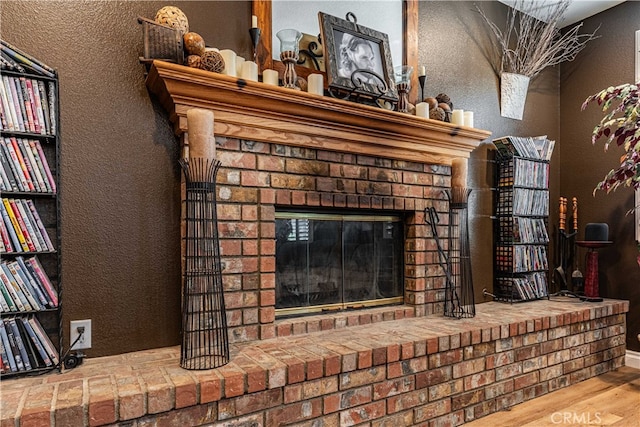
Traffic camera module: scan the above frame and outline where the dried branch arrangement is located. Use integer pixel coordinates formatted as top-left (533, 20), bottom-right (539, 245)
top-left (476, 1), bottom-right (600, 79)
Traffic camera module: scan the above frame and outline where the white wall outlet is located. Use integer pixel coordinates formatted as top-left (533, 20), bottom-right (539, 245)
top-left (70, 319), bottom-right (92, 350)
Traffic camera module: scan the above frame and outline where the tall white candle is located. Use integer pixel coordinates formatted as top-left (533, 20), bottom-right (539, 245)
top-left (419, 65), bottom-right (426, 77)
top-left (464, 111), bottom-right (474, 127)
top-left (451, 109), bottom-right (464, 126)
top-left (415, 102), bottom-right (429, 118)
top-left (451, 157), bottom-right (468, 189)
top-left (262, 69), bottom-right (279, 86)
top-left (219, 49), bottom-right (237, 77)
top-left (251, 15), bottom-right (258, 28)
top-left (187, 108), bottom-right (215, 160)
top-left (307, 73), bottom-right (324, 95)
top-left (235, 56), bottom-right (245, 76)
top-left (241, 61), bottom-right (259, 81)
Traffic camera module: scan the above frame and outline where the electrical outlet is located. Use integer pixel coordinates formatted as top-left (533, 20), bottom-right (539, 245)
top-left (70, 319), bottom-right (92, 350)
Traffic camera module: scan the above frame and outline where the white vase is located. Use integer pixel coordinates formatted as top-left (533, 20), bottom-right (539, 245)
top-left (500, 72), bottom-right (530, 120)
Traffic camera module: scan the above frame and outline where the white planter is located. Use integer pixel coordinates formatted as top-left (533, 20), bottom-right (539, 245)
top-left (500, 72), bottom-right (530, 120)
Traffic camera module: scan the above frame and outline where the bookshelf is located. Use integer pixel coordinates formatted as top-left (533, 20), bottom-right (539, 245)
top-left (0, 40), bottom-right (61, 377)
top-left (492, 136), bottom-right (552, 302)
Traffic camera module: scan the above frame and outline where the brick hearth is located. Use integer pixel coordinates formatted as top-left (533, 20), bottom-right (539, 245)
top-left (0, 299), bottom-right (627, 426)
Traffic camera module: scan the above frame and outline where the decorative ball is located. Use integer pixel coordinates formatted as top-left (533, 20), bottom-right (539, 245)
top-left (186, 54), bottom-right (202, 68)
top-left (407, 103), bottom-right (416, 116)
top-left (296, 77), bottom-right (308, 92)
top-left (438, 102), bottom-right (451, 112)
top-left (424, 97), bottom-right (438, 109)
top-left (430, 107), bottom-right (446, 121)
top-left (183, 32), bottom-right (205, 56)
top-left (155, 6), bottom-right (189, 35)
top-left (436, 93), bottom-right (453, 109)
top-left (199, 50), bottom-right (225, 73)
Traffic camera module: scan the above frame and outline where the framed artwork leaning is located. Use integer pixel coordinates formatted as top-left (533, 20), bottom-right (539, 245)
top-left (318, 11), bottom-right (398, 105)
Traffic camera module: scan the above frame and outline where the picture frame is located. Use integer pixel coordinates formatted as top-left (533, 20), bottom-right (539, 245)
top-left (318, 11), bottom-right (398, 105)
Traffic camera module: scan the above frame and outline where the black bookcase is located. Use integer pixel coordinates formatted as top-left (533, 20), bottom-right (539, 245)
top-left (493, 154), bottom-right (550, 302)
top-left (0, 42), bottom-right (61, 377)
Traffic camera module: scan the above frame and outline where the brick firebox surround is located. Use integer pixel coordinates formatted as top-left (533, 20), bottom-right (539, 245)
top-left (216, 136), bottom-right (455, 343)
top-left (1, 62), bottom-right (627, 426)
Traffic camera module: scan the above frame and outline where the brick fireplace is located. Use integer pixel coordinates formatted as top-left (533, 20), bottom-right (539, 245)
top-left (147, 60), bottom-right (492, 345)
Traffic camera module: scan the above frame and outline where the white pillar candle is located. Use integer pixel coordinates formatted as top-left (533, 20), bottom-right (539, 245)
top-left (219, 49), bottom-right (237, 77)
top-left (186, 108), bottom-right (215, 160)
top-left (240, 61), bottom-right (259, 81)
top-left (235, 56), bottom-right (245, 76)
top-left (451, 157), bottom-right (468, 189)
top-left (307, 73), bottom-right (324, 95)
top-left (251, 15), bottom-right (258, 28)
top-left (262, 69), bottom-right (279, 86)
top-left (419, 65), bottom-right (426, 77)
top-left (451, 109), bottom-right (464, 126)
top-left (415, 102), bottom-right (430, 118)
top-left (464, 111), bottom-right (474, 128)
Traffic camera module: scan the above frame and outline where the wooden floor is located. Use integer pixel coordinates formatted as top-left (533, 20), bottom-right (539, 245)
top-left (466, 366), bottom-right (640, 426)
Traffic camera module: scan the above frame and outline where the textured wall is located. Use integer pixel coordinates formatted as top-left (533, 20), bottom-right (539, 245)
top-left (559, 1), bottom-right (640, 352)
top-left (0, 1), bottom-right (251, 356)
top-left (419, 2), bottom-right (560, 304)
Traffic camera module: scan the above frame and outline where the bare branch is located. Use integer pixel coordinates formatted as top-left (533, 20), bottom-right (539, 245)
top-left (475, 0), bottom-right (600, 79)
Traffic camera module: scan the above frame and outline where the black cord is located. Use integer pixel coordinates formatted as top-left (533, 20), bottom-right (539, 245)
top-left (58, 330), bottom-right (84, 364)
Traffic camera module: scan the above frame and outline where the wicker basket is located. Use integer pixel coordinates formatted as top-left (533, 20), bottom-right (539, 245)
top-left (138, 16), bottom-right (184, 66)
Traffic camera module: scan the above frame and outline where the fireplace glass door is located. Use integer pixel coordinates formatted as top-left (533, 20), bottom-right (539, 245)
top-left (275, 212), bottom-right (404, 316)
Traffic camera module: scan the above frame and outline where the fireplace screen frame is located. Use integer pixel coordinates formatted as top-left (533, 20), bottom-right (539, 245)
top-left (275, 211), bottom-right (405, 317)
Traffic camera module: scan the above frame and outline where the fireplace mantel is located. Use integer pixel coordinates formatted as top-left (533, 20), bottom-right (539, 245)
top-left (146, 61), bottom-right (491, 165)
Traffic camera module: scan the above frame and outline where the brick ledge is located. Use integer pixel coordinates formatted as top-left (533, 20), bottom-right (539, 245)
top-left (0, 298), bottom-right (629, 426)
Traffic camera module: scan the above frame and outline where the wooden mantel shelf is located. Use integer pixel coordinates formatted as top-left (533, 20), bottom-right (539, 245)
top-left (146, 61), bottom-right (492, 165)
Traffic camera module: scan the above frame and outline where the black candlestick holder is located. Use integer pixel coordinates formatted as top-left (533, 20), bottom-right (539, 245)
top-left (418, 75), bottom-right (426, 102)
top-left (249, 27), bottom-right (261, 63)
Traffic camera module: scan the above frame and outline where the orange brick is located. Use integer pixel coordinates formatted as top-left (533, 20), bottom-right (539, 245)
top-left (21, 383), bottom-right (56, 427)
top-left (284, 383), bottom-right (303, 404)
top-left (115, 374), bottom-right (145, 420)
top-left (373, 377), bottom-right (415, 400)
top-left (257, 155), bottom-right (285, 172)
top-left (259, 188), bottom-right (276, 204)
top-left (265, 398), bottom-right (323, 425)
top-left (387, 344), bottom-right (401, 363)
top-left (242, 239), bottom-right (258, 256)
top-left (259, 239), bottom-right (275, 256)
top-left (87, 376), bottom-right (117, 426)
top-left (218, 364), bottom-right (247, 398)
top-left (54, 380), bottom-right (84, 427)
top-left (218, 151), bottom-right (256, 169)
top-left (260, 307), bottom-right (275, 323)
top-left (291, 190), bottom-right (306, 205)
top-left (220, 239), bottom-right (241, 256)
top-left (140, 369), bottom-right (174, 414)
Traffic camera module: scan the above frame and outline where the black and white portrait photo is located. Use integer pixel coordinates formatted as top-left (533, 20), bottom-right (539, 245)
top-left (319, 11), bottom-right (398, 103)
top-left (334, 30), bottom-right (384, 81)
